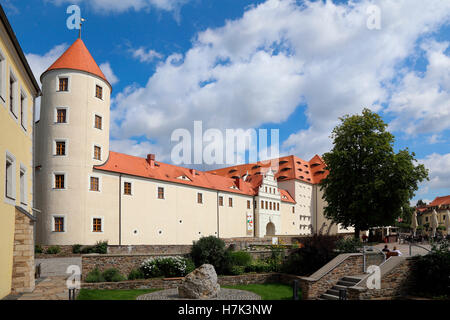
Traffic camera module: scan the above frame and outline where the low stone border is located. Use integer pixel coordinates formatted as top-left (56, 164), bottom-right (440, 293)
top-left (136, 288), bottom-right (261, 300)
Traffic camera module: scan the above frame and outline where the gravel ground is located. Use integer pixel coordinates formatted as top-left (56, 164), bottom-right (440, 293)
top-left (137, 288), bottom-right (261, 300)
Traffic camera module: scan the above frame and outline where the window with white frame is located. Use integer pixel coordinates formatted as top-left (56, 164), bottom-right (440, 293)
top-left (20, 90), bottom-right (27, 130)
top-left (0, 50), bottom-right (6, 103)
top-left (53, 216), bottom-right (65, 232)
top-left (9, 71), bottom-right (17, 118)
top-left (20, 166), bottom-right (26, 205)
top-left (92, 217), bottom-right (102, 232)
top-left (5, 153), bottom-right (15, 200)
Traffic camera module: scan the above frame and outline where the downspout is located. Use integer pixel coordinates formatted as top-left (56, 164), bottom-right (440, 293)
top-left (216, 191), bottom-right (219, 238)
top-left (119, 173), bottom-right (122, 245)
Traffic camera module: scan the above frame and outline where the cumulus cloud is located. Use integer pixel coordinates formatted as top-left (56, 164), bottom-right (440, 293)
top-left (130, 47), bottom-right (163, 63)
top-left (26, 43), bottom-right (69, 85)
top-left (111, 0), bottom-right (450, 165)
top-left (419, 153), bottom-right (450, 191)
top-left (100, 62), bottom-right (119, 85)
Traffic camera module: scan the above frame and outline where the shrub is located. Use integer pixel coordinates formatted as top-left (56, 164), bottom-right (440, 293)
top-left (35, 245), bottom-right (43, 254)
top-left (85, 268), bottom-right (104, 283)
top-left (190, 236), bottom-right (231, 274)
top-left (228, 265), bottom-right (245, 275)
top-left (245, 261), bottom-right (272, 273)
top-left (128, 269), bottom-right (145, 280)
top-left (140, 256), bottom-right (194, 278)
top-left (336, 237), bottom-right (363, 253)
top-left (281, 235), bottom-right (339, 276)
top-left (93, 241), bottom-right (108, 254)
top-left (230, 251), bottom-right (252, 267)
top-left (72, 244), bottom-right (82, 254)
top-left (102, 268), bottom-right (125, 282)
top-left (410, 241), bottom-right (450, 297)
top-left (46, 246), bottom-right (61, 254)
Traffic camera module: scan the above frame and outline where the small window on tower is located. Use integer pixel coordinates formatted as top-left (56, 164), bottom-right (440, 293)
top-left (59, 78), bottom-right (68, 92)
top-left (55, 174), bottom-right (65, 189)
top-left (56, 141), bottom-right (66, 156)
top-left (90, 177), bottom-right (99, 191)
top-left (56, 108), bottom-right (67, 123)
top-left (124, 182), bottom-right (132, 195)
top-left (54, 217), bottom-right (64, 232)
top-left (95, 85), bottom-right (103, 99)
top-left (94, 146), bottom-right (101, 160)
top-left (95, 115), bottom-right (102, 129)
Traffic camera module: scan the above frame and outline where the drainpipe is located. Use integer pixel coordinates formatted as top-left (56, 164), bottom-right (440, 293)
top-left (119, 173), bottom-right (122, 246)
top-left (216, 191), bottom-right (219, 238)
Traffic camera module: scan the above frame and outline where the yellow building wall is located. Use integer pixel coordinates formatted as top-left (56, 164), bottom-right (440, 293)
top-left (0, 21), bottom-right (36, 299)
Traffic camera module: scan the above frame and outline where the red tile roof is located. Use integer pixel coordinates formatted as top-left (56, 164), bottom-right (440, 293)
top-left (41, 38), bottom-right (110, 86)
top-left (207, 154), bottom-right (328, 185)
top-left (94, 152), bottom-right (296, 203)
top-left (429, 195), bottom-right (450, 207)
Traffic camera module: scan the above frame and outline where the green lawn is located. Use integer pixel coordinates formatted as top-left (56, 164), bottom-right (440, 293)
top-left (76, 288), bottom-right (160, 300)
top-left (223, 283), bottom-right (296, 300)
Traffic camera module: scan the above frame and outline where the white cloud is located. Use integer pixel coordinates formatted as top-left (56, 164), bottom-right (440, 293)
top-left (100, 62), bottom-right (119, 85)
top-left (26, 43), bottom-right (69, 85)
top-left (419, 153), bottom-right (450, 191)
top-left (111, 0), bottom-right (450, 163)
top-left (130, 47), bottom-right (163, 63)
top-left (47, 0), bottom-right (189, 13)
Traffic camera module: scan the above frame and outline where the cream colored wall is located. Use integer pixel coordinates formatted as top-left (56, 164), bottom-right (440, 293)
top-left (280, 202), bottom-right (297, 235)
top-left (218, 192), bottom-right (253, 239)
top-left (35, 69), bottom-right (110, 245)
top-left (120, 176), bottom-right (220, 245)
top-left (0, 21), bottom-right (37, 298)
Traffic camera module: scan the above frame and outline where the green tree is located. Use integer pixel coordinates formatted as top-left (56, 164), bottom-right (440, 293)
top-left (320, 109), bottom-right (429, 238)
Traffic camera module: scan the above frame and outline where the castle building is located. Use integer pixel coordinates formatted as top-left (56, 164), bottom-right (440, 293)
top-left (0, 5), bottom-right (40, 299)
top-left (35, 37), bottom-right (351, 246)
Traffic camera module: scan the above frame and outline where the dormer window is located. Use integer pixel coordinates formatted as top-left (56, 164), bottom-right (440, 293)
top-left (279, 160), bottom-right (288, 165)
top-left (281, 167), bottom-right (291, 172)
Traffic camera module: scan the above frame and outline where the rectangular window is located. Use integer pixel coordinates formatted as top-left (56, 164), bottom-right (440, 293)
top-left (20, 93), bottom-right (26, 129)
top-left (197, 193), bottom-right (203, 204)
top-left (219, 196), bottom-right (223, 206)
top-left (277, 203), bottom-right (280, 211)
top-left (5, 158), bottom-right (13, 199)
top-left (55, 174), bottom-right (65, 189)
top-left (247, 200), bottom-right (251, 209)
top-left (124, 182), bottom-right (132, 195)
top-left (95, 115), bottom-right (102, 129)
top-left (93, 218), bottom-right (102, 232)
top-left (158, 187), bottom-right (164, 199)
top-left (292, 206), bottom-right (295, 213)
top-left (229, 197), bottom-right (233, 207)
top-left (261, 200), bottom-right (264, 209)
top-left (90, 177), bottom-right (99, 191)
top-left (94, 146), bottom-right (101, 160)
top-left (10, 75), bottom-right (16, 117)
top-left (56, 141), bottom-right (66, 156)
top-left (57, 109), bottom-right (67, 123)
top-left (54, 217), bottom-right (64, 232)
top-left (59, 78), bottom-right (68, 92)
top-left (95, 85), bottom-right (103, 99)
top-left (20, 169), bottom-right (25, 205)
top-left (270, 202), bottom-right (272, 210)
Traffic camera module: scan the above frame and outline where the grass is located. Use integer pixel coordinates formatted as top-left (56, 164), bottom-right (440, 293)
top-left (76, 288), bottom-right (160, 300)
top-left (223, 283), bottom-right (296, 300)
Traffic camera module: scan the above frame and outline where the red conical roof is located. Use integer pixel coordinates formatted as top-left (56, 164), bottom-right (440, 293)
top-left (42, 38), bottom-right (110, 86)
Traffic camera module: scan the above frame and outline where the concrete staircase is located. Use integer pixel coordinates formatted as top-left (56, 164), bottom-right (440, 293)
top-left (318, 276), bottom-right (363, 300)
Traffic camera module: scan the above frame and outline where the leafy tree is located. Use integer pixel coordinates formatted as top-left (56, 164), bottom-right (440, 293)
top-left (416, 199), bottom-right (427, 207)
top-left (320, 109), bottom-right (429, 238)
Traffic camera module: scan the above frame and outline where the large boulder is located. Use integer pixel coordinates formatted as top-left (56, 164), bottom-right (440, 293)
top-left (178, 264), bottom-right (220, 299)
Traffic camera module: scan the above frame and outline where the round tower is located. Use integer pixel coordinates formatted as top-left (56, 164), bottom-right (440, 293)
top-left (35, 38), bottom-right (111, 245)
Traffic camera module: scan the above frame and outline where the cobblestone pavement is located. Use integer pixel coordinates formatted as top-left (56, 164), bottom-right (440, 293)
top-left (17, 276), bottom-right (70, 300)
top-left (36, 257), bottom-right (82, 277)
top-left (137, 288), bottom-right (261, 300)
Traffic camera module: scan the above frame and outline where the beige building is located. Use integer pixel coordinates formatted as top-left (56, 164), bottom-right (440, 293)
top-left (0, 5), bottom-right (40, 299)
top-left (35, 37), bottom-right (350, 247)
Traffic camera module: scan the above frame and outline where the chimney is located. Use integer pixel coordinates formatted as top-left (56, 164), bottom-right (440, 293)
top-left (147, 154), bottom-right (155, 168)
top-left (191, 169), bottom-right (196, 176)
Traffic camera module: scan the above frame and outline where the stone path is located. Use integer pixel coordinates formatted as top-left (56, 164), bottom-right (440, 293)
top-left (36, 257), bottom-right (81, 277)
top-left (137, 288), bottom-right (261, 300)
top-left (17, 276), bottom-right (70, 300)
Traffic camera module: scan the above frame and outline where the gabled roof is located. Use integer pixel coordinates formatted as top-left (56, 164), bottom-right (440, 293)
top-left (94, 151), bottom-right (296, 203)
top-left (429, 195), bottom-right (450, 207)
top-left (207, 154), bottom-right (328, 185)
top-left (41, 38), bottom-right (110, 86)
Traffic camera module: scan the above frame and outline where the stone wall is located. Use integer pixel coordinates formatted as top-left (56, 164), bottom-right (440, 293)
top-left (298, 254), bottom-right (364, 299)
top-left (347, 258), bottom-right (414, 300)
top-left (107, 245), bottom-right (192, 255)
top-left (11, 209), bottom-right (35, 294)
top-left (81, 273), bottom-right (282, 290)
top-left (82, 253), bottom-right (188, 279)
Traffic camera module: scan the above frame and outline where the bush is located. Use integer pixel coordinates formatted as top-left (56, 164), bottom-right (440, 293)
top-left (245, 261), bottom-right (272, 273)
top-left (336, 237), bottom-right (363, 253)
top-left (85, 268), bottom-right (104, 283)
top-left (230, 251), bottom-right (252, 267)
top-left (128, 269), bottom-right (145, 280)
top-left (140, 256), bottom-right (194, 278)
top-left (35, 245), bottom-right (43, 254)
top-left (72, 244), bottom-right (83, 254)
top-left (410, 241), bottom-right (450, 297)
top-left (228, 265), bottom-right (245, 275)
top-left (102, 268), bottom-right (125, 282)
top-left (79, 241), bottom-right (108, 254)
top-left (46, 246), bottom-right (61, 254)
top-left (190, 236), bottom-right (231, 274)
top-left (281, 235), bottom-right (339, 276)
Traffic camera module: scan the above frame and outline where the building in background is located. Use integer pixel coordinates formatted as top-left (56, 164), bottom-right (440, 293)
top-left (0, 5), bottom-right (40, 299)
top-left (417, 195), bottom-right (450, 231)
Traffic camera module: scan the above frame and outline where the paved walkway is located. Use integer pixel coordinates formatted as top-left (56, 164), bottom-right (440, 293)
top-left (35, 257), bottom-right (81, 277)
top-left (371, 243), bottom-right (431, 257)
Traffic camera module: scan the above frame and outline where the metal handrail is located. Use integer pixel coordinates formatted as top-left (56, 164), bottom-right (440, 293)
top-left (405, 241), bottom-right (431, 256)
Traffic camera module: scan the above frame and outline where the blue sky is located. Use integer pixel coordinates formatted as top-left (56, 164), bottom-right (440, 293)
top-left (3, 0), bottom-right (450, 205)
